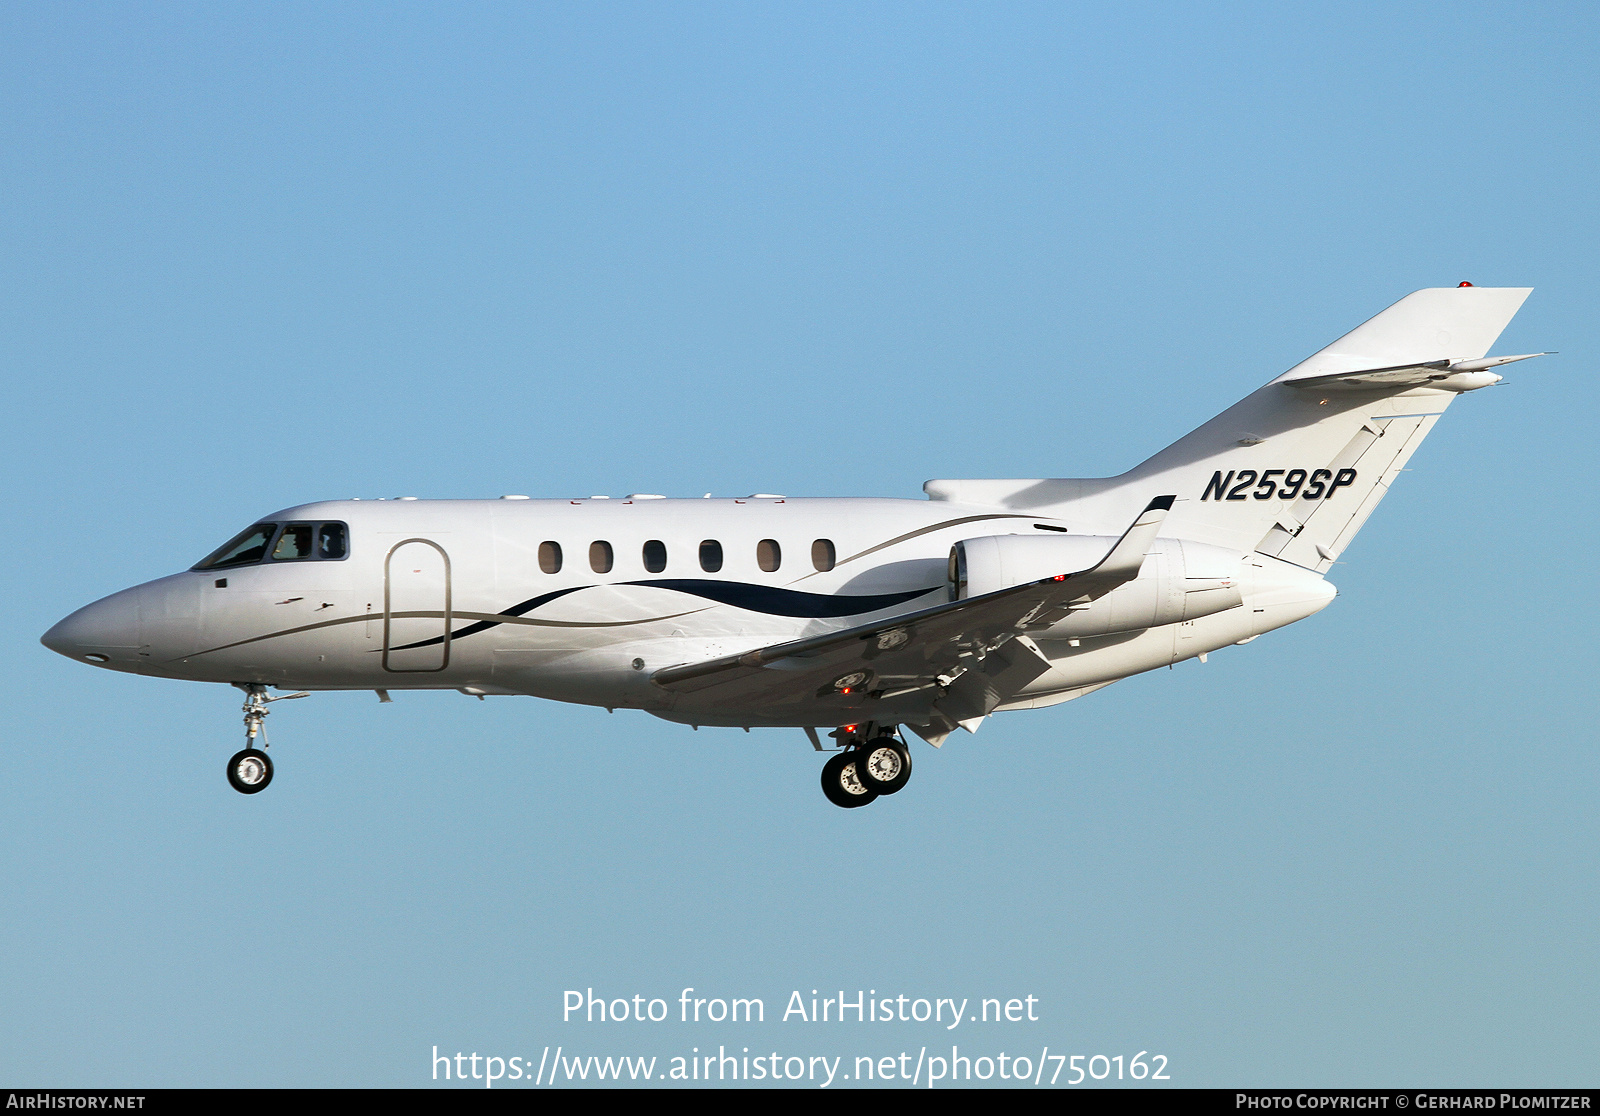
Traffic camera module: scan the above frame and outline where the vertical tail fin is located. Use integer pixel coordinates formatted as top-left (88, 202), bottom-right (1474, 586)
top-left (927, 286), bottom-right (1536, 571)
top-left (1122, 286), bottom-right (1532, 566)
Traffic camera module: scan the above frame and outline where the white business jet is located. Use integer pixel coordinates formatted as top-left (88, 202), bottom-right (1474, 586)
top-left (43, 285), bottom-right (1542, 806)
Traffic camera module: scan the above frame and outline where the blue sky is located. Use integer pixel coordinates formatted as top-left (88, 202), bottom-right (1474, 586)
top-left (2, 1), bottom-right (1596, 1087)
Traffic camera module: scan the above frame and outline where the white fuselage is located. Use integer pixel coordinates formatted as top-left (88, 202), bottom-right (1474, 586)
top-left (45, 494), bottom-right (1334, 730)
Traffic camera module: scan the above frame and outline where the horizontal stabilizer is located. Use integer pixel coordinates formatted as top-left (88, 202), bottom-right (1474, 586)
top-left (1283, 352), bottom-right (1550, 392)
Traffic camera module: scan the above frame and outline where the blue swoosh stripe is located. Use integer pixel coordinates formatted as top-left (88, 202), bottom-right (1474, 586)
top-left (386, 580), bottom-right (939, 651)
top-left (386, 586), bottom-right (584, 651)
top-left (630, 579), bottom-right (936, 617)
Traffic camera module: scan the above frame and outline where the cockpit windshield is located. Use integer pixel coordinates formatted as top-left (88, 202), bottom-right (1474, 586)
top-left (196, 524), bottom-right (277, 569)
top-left (193, 521), bottom-right (349, 570)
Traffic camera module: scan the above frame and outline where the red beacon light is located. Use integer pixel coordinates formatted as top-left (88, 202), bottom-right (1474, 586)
top-left (1458, 281), bottom-right (1474, 287)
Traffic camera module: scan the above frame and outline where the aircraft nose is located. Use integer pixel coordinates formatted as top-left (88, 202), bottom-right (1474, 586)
top-left (41, 588), bottom-right (142, 667)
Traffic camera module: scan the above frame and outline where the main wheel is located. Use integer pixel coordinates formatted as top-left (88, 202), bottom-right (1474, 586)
top-left (821, 750), bottom-right (877, 809)
top-left (856, 737), bottom-right (912, 795)
top-left (227, 748), bottom-right (274, 794)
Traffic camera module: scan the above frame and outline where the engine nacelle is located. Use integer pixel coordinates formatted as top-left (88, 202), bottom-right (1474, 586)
top-left (948, 533), bottom-right (1244, 638)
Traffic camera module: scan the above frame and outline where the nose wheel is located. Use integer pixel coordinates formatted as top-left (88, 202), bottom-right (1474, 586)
top-left (227, 683), bottom-right (306, 795)
top-left (227, 748), bottom-right (274, 793)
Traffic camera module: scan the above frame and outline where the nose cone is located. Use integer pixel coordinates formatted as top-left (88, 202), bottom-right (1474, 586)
top-left (43, 573), bottom-right (204, 672)
top-left (42, 586), bottom-right (145, 670)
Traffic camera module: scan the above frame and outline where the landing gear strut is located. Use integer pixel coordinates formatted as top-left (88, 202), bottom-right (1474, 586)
top-left (227, 683), bottom-right (306, 795)
top-left (819, 725), bottom-right (911, 809)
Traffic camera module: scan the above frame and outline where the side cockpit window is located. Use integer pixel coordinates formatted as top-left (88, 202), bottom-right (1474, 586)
top-left (193, 520), bottom-right (350, 570)
top-left (315, 521), bottom-right (347, 556)
top-left (273, 524), bottom-right (314, 560)
top-left (316, 522), bottom-right (347, 560)
top-left (270, 521), bottom-right (349, 562)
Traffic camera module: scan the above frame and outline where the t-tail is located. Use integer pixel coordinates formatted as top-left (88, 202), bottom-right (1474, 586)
top-left (927, 285), bottom-right (1543, 572)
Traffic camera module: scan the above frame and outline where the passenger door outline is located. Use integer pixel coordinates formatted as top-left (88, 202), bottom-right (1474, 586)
top-left (382, 538), bottom-right (452, 673)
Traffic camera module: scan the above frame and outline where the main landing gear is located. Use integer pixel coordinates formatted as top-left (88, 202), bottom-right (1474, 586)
top-left (226, 683), bottom-right (306, 795)
top-left (820, 726), bottom-right (912, 809)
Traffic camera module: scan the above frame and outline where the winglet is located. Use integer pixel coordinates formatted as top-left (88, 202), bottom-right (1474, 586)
top-left (1085, 495), bottom-right (1174, 582)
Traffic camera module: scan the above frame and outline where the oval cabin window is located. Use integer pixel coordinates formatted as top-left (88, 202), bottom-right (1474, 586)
top-left (699, 540), bottom-right (723, 573)
top-left (589, 540), bottom-right (613, 574)
top-left (539, 541), bottom-right (562, 574)
top-left (757, 539), bottom-right (781, 573)
top-left (642, 539), bottom-right (667, 573)
top-left (811, 538), bottom-right (835, 572)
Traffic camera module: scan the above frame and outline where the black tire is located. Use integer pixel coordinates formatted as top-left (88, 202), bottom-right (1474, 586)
top-left (856, 737), bottom-right (912, 795)
top-left (821, 750), bottom-right (877, 809)
top-left (227, 747), bottom-right (274, 794)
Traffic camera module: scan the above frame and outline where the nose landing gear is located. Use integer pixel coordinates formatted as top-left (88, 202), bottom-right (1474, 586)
top-left (820, 725), bottom-right (911, 809)
top-left (226, 683), bottom-right (307, 795)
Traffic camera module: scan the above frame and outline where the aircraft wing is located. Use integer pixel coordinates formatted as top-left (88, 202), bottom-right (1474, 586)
top-left (651, 497), bottom-right (1174, 720)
